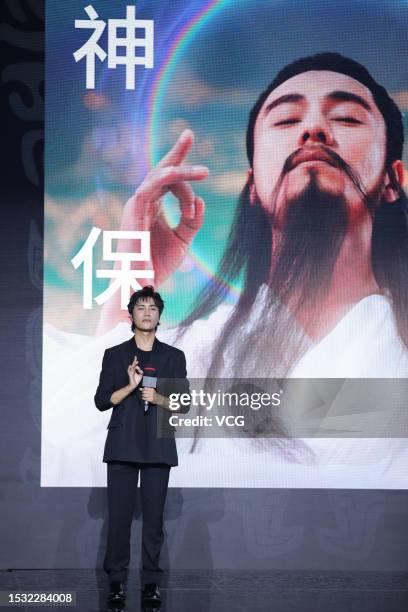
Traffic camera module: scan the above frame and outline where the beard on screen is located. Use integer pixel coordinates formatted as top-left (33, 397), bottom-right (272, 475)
top-left (267, 145), bottom-right (383, 314)
top-left (224, 171), bottom-right (352, 382)
top-left (268, 170), bottom-right (349, 313)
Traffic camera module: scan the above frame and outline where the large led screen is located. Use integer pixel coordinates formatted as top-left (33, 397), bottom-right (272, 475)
top-left (43, 0), bottom-right (408, 488)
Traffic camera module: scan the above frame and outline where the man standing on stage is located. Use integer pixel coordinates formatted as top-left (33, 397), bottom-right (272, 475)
top-left (94, 285), bottom-right (189, 606)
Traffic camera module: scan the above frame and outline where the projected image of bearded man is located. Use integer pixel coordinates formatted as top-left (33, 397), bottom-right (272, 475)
top-left (98, 53), bottom-right (407, 381)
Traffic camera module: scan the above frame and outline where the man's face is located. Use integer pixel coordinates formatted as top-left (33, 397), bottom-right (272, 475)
top-left (132, 297), bottom-right (160, 332)
top-left (252, 70), bottom-right (388, 226)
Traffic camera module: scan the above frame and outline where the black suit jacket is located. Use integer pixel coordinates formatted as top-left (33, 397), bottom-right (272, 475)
top-left (94, 336), bottom-right (189, 466)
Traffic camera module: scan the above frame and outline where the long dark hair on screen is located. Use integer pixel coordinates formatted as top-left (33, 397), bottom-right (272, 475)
top-left (173, 53), bottom-right (407, 456)
top-left (176, 53), bottom-right (407, 358)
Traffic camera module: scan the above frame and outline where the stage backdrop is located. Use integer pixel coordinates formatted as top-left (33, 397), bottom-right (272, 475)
top-left (43, 0), bottom-right (408, 488)
top-left (3, 0), bottom-right (408, 578)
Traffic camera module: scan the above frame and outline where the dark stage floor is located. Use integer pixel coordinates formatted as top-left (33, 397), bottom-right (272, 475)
top-left (0, 570), bottom-right (407, 611)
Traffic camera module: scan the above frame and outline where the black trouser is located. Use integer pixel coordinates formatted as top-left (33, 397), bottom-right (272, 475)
top-left (103, 461), bottom-right (170, 585)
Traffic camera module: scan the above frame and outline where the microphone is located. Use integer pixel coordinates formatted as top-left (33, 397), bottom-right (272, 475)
top-left (142, 367), bottom-right (157, 413)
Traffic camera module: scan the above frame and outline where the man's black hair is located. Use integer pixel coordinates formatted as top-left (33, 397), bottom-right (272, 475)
top-left (246, 52), bottom-right (403, 168)
top-left (127, 285), bottom-right (164, 332)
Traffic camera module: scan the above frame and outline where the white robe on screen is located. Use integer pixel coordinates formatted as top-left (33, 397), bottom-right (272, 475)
top-left (41, 283), bottom-right (408, 488)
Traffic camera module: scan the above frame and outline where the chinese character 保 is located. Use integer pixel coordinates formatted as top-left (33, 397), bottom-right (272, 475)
top-left (71, 227), bottom-right (154, 309)
top-left (73, 5), bottom-right (154, 90)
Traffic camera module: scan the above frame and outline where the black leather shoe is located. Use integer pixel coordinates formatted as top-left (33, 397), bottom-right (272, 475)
top-left (141, 582), bottom-right (161, 604)
top-left (107, 581), bottom-right (126, 605)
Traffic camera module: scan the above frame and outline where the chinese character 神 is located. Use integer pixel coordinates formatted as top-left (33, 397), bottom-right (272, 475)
top-left (73, 5), bottom-right (106, 90)
top-left (71, 227), bottom-right (154, 309)
top-left (73, 4), bottom-right (154, 90)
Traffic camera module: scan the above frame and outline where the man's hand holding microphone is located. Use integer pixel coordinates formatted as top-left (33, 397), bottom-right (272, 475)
top-left (130, 357), bottom-right (170, 411)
